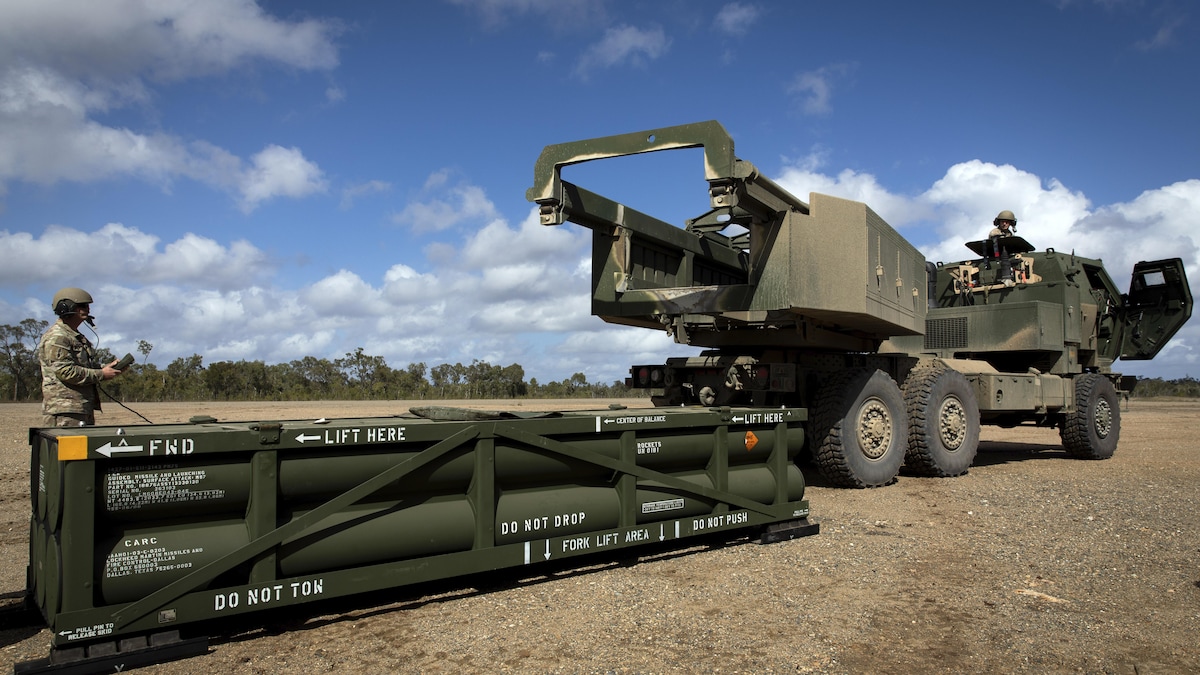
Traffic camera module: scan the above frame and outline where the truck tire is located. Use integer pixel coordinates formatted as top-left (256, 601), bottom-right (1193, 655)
top-left (902, 361), bottom-right (980, 477)
top-left (1060, 373), bottom-right (1120, 459)
top-left (811, 369), bottom-right (907, 488)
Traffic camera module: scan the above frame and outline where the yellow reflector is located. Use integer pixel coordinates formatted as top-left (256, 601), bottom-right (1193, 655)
top-left (57, 436), bottom-right (88, 461)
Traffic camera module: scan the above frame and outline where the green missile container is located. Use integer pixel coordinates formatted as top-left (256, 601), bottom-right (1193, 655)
top-left (25, 405), bottom-right (817, 655)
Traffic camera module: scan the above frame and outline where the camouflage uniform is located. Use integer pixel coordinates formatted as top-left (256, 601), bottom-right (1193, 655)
top-left (38, 319), bottom-right (103, 427)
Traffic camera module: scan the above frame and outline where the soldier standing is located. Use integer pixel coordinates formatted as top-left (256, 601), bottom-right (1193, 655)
top-left (37, 287), bottom-right (125, 427)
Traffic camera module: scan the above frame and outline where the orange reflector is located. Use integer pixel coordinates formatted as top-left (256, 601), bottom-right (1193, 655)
top-left (744, 431), bottom-right (759, 451)
top-left (57, 436), bottom-right (88, 461)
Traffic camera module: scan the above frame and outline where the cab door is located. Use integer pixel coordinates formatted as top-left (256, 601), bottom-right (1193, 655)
top-left (1120, 258), bottom-right (1193, 360)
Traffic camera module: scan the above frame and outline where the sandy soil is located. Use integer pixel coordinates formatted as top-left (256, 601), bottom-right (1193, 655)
top-left (1, 398), bottom-right (1198, 674)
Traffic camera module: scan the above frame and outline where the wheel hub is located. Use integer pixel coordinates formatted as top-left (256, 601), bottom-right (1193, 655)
top-left (938, 396), bottom-right (967, 450)
top-left (1094, 398), bottom-right (1112, 438)
top-left (856, 396), bottom-right (892, 460)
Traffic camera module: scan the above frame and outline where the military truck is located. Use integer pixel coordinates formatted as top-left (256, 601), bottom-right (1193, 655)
top-left (527, 121), bottom-right (1193, 488)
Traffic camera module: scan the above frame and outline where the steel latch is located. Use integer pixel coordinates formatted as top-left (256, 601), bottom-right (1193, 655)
top-left (251, 422), bottom-right (282, 445)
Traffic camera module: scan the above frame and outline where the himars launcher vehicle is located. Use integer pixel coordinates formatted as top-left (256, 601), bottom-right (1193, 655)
top-left (528, 120), bottom-right (1193, 488)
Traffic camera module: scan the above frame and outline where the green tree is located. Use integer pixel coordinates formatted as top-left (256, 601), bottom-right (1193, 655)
top-left (290, 356), bottom-right (345, 399)
top-left (336, 347), bottom-right (392, 399)
top-left (430, 362), bottom-right (465, 398)
top-left (137, 340), bottom-right (153, 364)
top-left (0, 318), bottom-right (48, 401)
top-left (118, 363), bottom-right (164, 402)
top-left (393, 362), bottom-right (430, 399)
top-left (165, 354), bottom-right (207, 400)
top-left (500, 363), bottom-right (527, 398)
top-left (565, 372), bottom-right (588, 396)
top-left (0, 317), bottom-right (642, 403)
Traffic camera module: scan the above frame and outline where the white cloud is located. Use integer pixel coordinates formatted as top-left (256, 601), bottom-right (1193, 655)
top-left (1054, 0), bottom-right (1186, 52)
top-left (777, 158), bottom-right (935, 229)
top-left (237, 145), bottom-right (328, 212)
top-left (277, 330), bottom-right (337, 361)
top-left (391, 173), bottom-right (501, 232)
top-left (1134, 15), bottom-right (1184, 50)
top-left (0, 223), bottom-right (270, 289)
top-left (340, 180), bottom-right (391, 209)
top-left (380, 264), bottom-right (446, 306)
top-left (460, 208), bottom-right (586, 267)
top-left (0, 0), bottom-right (339, 81)
top-left (301, 270), bottom-right (384, 317)
top-left (444, 0), bottom-right (606, 30)
top-left (1071, 179), bottom-right (1200, 283)
top-left (575, 25), bottom-right (671, 79)
top-left (917, 160), bottom-right (1094, 263)
top-left (713, 3), bottom-right (761, 36)
top-left (11, 200), bottom-right (597, 377)
top-left (472, 296), bottom-right (593, 332)
top-left (0, 66), bottom-right (182, 185)
top-left (787, 63), bottom-right (854, 116)
top-left (0, 1), bottom-right (338, 208)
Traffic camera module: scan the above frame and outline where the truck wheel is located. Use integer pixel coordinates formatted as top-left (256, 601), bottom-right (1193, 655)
top-left (811, 369), bottom-right (907, 488)
top-left (1060, 373), bottom-right (1120, 459)
top-left (903, 361), bottom-right (980, 477)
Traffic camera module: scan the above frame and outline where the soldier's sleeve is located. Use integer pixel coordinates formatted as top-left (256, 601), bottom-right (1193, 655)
top-left (43, 334), bottom-right (102, 386)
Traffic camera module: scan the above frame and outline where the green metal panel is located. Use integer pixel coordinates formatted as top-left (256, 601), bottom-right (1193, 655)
top-left (1121, 258), bottom-right (1193, 360)
top-left (27, 406), bottom-right (815, 648)
top-left (527, 122), bottom-right (925, 352)
top-left (968, 371), bottom-right (1068, 413)
top-left (926, 249), bottom-right (1191, 377)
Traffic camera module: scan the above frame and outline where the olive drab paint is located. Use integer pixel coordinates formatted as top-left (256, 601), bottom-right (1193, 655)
top-left (532, 121), bottom-right (1191, 488)
top-left (27, 406), bottom-right (815, 649)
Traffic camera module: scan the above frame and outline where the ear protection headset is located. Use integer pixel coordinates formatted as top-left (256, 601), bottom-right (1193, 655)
top-left (54, 298), bottom-right (82, 317)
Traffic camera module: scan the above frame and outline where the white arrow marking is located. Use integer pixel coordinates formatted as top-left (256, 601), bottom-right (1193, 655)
top-left (659, 523), bottom-right (665, 541)
top-left (295, 434), bottom-right (322, 444)
top-left (732, 415), bottom-right (746, 423)
top-left (95, 442), bottom-right (143, 458)
top-left (544, 540), bottom-right (551, 560)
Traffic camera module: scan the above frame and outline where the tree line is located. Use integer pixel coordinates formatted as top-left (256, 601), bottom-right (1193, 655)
top-left (1126, 376), bottom-right (1200, 398)
top-left (0, 319), bottom-right (637, 403)
top-left (5, 319), bottom-right (1198, 404)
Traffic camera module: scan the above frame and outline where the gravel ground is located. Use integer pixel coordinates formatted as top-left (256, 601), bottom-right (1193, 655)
top-left (1, 398), bottom-right (1198, 674)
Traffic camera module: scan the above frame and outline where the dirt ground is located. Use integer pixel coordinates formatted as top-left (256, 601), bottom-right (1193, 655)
top-left (1, 398), bottom-right (1198, 674)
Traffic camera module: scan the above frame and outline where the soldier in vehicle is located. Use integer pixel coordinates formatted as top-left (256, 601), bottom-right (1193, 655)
top-left (989, 209), bottom-right (1017, 238)
top-left (37, 287), bottom-right (125, 427)
top-left (984, 209), bottom-right (1018, 283)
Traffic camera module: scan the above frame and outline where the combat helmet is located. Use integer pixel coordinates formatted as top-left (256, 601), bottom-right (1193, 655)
top-left (994, 209), bottom-right (1017, 225)
top-left (52, 287), bottom-right (93, 316)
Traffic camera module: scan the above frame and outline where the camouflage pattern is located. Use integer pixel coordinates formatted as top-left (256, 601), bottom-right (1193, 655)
top-left (526, 120), bottom-right (926, 353)
top-left (37, 319), bottom-right (102, 425)
top-left (42, 412), bottom-right (90, 428)
top-left (526, 122), bottom-right (1192, 486)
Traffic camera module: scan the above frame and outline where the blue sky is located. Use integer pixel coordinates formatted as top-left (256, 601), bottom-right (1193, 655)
top-left (1, 0), bottom-right (1196, 385)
